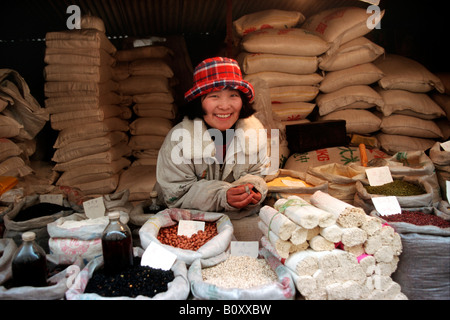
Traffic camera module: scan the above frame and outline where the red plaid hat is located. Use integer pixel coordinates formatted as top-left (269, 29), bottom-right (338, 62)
top-left (184, 57), bottom-right (254, 103)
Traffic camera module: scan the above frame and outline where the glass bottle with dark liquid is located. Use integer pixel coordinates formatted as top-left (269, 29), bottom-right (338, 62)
top-left (101, 211), bottom-right (133, 275)
top-left (11, 231), bottom-right (48, 287)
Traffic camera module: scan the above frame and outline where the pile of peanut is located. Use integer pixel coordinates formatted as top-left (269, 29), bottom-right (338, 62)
top-left (157, 221), bottom-right (218, 251)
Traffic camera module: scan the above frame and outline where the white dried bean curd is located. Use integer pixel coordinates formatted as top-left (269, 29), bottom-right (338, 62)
top-left (201, 256), bottom-right (278, 289)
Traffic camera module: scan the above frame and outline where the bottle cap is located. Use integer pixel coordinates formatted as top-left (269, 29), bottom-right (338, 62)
top-left (22, 231), bottom-right (36, 241)
top-left (150, 191), bottom-right (158, 198)
top-left (107, 211), bottom-right (120, 220)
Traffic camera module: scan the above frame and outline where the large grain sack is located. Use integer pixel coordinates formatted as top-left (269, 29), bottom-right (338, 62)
top-left (319, 37), bottom-right (384, 71)
top-left (44, 64), bottom-right (113, 83)
top-left (132, 92), bottom-right (174, 104)
top-left (44, 80), bottom-right (119, 97)
top-left (118, 75), bottom-right (170, 95)
top-left (132, 103), bottom-right (176, 119)
top-left (0, 139), bottom-right (22, 162)
top-left (45, 29), bottom-right (116, 55)
top-left (0, 157), bottom-right (33, 178)
top-left (129, 117), bottom-right (173, 136)
top-left (241, 28), bottom-right (329, 56)
top-left (69, 174), bottom-right (120, 195)
top-left (0, 115), bottom-right (22, 138)
top-left (50, 105), bottom-right (124, 124)
top-left (114, 46), bottom-right (174, 62)
top-left (380, 114), bottom-right (443, 139)
top-left (376, 88), bottom-right (446, 120)
top-left (129, 58), bottom-right (174, 78)
top-left (436, 72), bottom-right (450, 94)
top-left (238, 52), bottom-right (318, 75)
top-left (316, 85), bottom-right (384, 116)
top-left (53, 143), bottom-right (131, 172)
top-left (128, 135), bottom-right (165, 151)
top-left (319, 63), bottom-right (384, 93)
top-left (271, 102), bottom-right (315, 122)
top-left (376, 133), bottom-right (436, 155)
top-left (44, 47), bottom-right (115, 66)
top-left (233, 9), bottom-right (305, 37)
top-left (375, 54), bottom-right (445, 93)
top-left (80, 15), bottom-right (106, 33)
top-left (116, 165), bottom-right (157, 201)
top-left (320, 109), bottom-right (381, 134)
top-left (269, 86), bottom-right (319, 103)
top-left (303, 7), bottom-right (385, 52)
top-left (431, 93), bottom-right (450, 121)
top-left (44, 92), bottom-right (125, 111)
top-left (245, 71), bottom-right (322, 88)
top-left (52, 131), bottom-right (128, 163)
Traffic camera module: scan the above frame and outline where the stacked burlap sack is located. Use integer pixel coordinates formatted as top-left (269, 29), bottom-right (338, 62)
top-left (233, 9), bottom-right (326, 125)
top-left (306, 7), bottom-right (386, 137)
top-left (259, 191), bottom-right (407, 300)
top-left (112, 44), bottom-right (176, 202)
top-left (44, 17), bottom-right (132, 196)
top-left (0, 69), bottom-right (48, 178)
top-left (431, 72), bottom-right (450, 141)
top-left (429, 141), bottom-right (450, 204)
top-left (373, 54), bottom-right (446, 154)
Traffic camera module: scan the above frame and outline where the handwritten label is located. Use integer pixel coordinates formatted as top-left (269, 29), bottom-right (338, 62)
top-left (39, 194), bottom-right (63, 206)
top-left (372, 196), bottom-right (401, 216)
top-left (177, 220), bottom-right (205, 237)
top-left (366, 166), bottom-right (393, 186)
top-left (141, 241), bottom-right (177, 270)
top-left (230, 241), bottom-right (259, 258)
top-left (82, 197), bottom-right (105, 219)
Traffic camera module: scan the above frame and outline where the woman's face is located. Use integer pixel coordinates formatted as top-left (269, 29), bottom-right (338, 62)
top-left (201, 89), bottom-right (243, 131)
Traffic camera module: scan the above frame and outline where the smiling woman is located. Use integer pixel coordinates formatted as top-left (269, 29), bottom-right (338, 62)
top-left (154, 57), bottom-right (271, 218)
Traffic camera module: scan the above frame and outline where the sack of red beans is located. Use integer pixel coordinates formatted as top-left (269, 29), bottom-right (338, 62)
top-left (139, 208), bottom-right (234, 265)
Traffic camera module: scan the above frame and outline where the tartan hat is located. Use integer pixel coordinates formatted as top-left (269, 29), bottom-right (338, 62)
top-left (184, 57), bottom-right (254, 103)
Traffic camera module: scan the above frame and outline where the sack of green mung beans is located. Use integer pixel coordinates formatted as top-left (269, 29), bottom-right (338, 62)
top-left (354, 176), bottom-right (435, 214)
top-left (139, 208), bottom-right (234, 266)
top-left (188, 248), bottom-right (296, 300)
top-left (65, 248), bottom-right (190, 300)
top-left (370, 207), bottom-right (450, 300)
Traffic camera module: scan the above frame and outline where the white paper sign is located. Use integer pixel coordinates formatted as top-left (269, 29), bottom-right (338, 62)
top-left (230, 241), bottom-right (259, 258)
top-left (177, 220), bottom-right (205, 237)
top-left (39, 194), bottom-right (63, 206)
top-left (372, 196), bottom-right (401, 216)
top-left (366, 166), bottom-right (393, 186)
top-left (82, 197), bottom-right (106, 219)
top-left (440, 140), bottom-right (450, 152)
top-left (141, 241), bottom-right (177, 270)
top-left (446, 180), bottom-right (450, 202)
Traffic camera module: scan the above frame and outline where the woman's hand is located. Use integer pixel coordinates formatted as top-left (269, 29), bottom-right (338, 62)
top-left (226, 183), bottom-right (262, 209)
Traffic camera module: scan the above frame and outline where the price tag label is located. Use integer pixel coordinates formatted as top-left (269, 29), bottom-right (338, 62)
top-left (446, 180), bottom-right (450, 202)
top-left (39, 194), bottom-right (63, 206)
top-left (366, 166), bottom-right (393, 186)
top-left (230, 241), bottom-right (259, 258)
top-left (177, 220), bottom-right (205, 237)
top-left (82, 197), bottom-right (105, 219)
top-left (141, 241), bottom-right (177, 270)
top-left (372, 196), bottom-right (401, 216)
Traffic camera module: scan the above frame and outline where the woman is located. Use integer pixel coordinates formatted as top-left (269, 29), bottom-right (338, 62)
top-left (155, 57), bottom-right (269, 218)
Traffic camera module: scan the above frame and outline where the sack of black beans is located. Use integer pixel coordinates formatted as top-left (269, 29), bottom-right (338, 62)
top-left (139, 208), bottom-right (234, 266)
top-left (188, 248), bottom-right (296, 300)
top-left (2, 194), bottom-right (75, 253)
top-left (0, 253), bottom-right (84, 300)
top-left (370, 207), bottom-right (450, 300)
top-left (354, 176), bottom-right (435, 214)
top-left (65, 248), bottom-right (190, 300)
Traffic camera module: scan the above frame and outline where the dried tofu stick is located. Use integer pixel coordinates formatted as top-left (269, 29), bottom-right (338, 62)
top-left (337, 207), bottom-right (367, 228)
top-left (360, 216), bottom-right (382, 236)
top-left (284, 205), bottom-right (320, 229)
top-left (341, 227), bottom-right (368, 247)
top-left (289, 241), bottom-right (309, 253)
top-left (284, 249), bottom-right (320, 276)
top-left (310, 190), bottom-right (355, 218)
top-left (259, 205), bottom-right (296, 241)
top-left (309, 235), bottom-right (335, 251)
top-left (257, 220), bottom-right (291, 259)
top-left (290, 226), bottom-right (308, 245)
top-left (320, 224), bottom-right (343, 243)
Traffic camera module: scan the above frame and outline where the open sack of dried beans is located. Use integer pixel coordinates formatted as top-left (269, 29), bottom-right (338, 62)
top-left (139, 208), bottom-right (234, 266)
top-left (371, 207), bottom-right (450, 300)
top-left (65, 247), bottom-right (190, 300)
top-left (188, 248), bottom-right (296, 300)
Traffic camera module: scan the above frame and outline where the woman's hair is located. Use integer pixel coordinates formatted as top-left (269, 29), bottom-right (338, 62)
top-left (176, 90), bottom-right (256, 124)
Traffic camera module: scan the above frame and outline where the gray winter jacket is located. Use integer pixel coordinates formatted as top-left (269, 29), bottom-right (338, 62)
top-left (155, 115), bottom-right (270, 219)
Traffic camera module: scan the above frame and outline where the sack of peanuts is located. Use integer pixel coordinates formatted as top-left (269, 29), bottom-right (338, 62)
top-left (139, 208), bottom-right (234, 265)
top-left (188, 248), bottom-right (296, 300)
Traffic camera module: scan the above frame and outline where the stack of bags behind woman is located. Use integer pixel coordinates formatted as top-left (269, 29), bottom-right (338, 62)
top-left (44, 16), bottom-right (132, 196)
